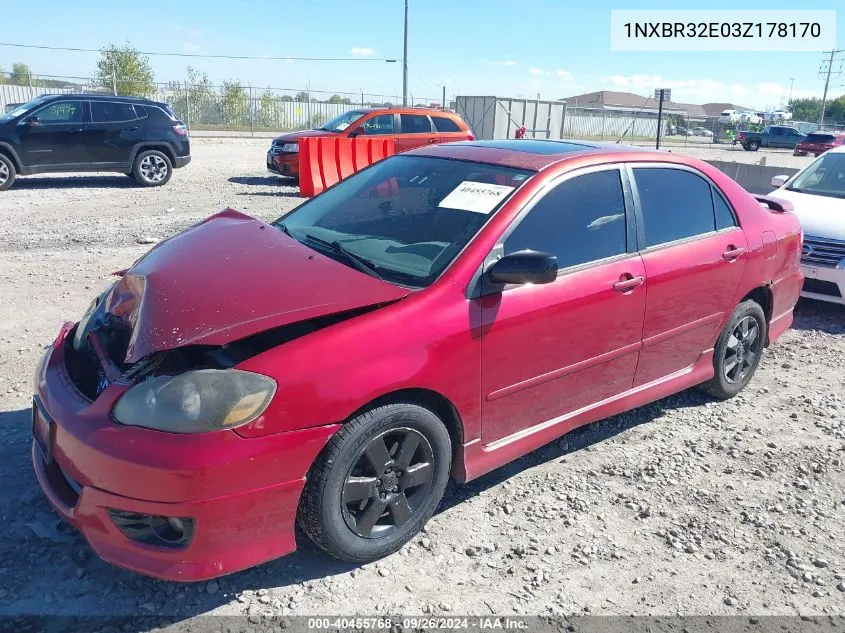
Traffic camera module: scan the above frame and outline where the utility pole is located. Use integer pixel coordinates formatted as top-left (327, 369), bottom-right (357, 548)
top-left (442, 85), bottom-right (446, 109)
top-left (818, 48), bottom-right (844, 129)
top-left (654, 88), bottom-right (669, 150)
top-left (788, 77), bottom-right (795, 104)
top-left (402, 0), bottom-right (408, 106)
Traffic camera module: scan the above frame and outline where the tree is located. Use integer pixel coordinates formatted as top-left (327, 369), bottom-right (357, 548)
top-left (259, 89), bottom-right (284, 128)
top-left (10, 62), bottom-right (32, 85)
top-left (220, 80), bottom-right (248, 126)
top-left (788, 97), bottom-right (822, 123)
top-left (825, 95), bottom-right (845, 124)
top-left (168, 66), bottom-right (213, 126)
top-left (279, 94), bottom-right (294, 102)
top-left (295, 91), bottom-right (310, 103)
top-left (95, 43), bottom-right (155, 97)
top-left (328, 94), bottom-right (345, 104)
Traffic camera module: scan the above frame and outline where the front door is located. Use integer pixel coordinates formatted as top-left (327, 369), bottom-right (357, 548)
top-left (16, 100), bottom-right (89, 168)
top-left (86, 101), bottom-right (145, 168)
top-left (479, 167), bottom-right (646, 445)
top-left (396, 113), bottom-right (436, 153)
top-left (629, 165), bottom-right (748, 386)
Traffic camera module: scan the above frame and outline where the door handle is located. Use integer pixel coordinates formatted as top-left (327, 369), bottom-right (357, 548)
top-left (67, 128), bottom-right (84, 134)
top-left (722, 245), bottom-right (745, 261)
top-left (427, 137), bottom-right (438, 143)
top-left (124, 126), bottom-right (140, 132)
top-left (613, 274), bottom-right (644, 293)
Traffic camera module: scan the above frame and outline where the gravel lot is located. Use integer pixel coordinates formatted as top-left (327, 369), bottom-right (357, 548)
top-left (0, 138), bottom-right (843, 626)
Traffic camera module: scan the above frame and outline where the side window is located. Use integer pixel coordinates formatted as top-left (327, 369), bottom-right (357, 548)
top-left (91, 102), bottom-right (138, 123)
top-left (360, 114), bottom-right (395, 135)
top-left (713, 187), bottom-right (737, 230)
top-left (432, 116), bottom-right (461, 132)
top-left (633, 168), bottom-right (716, 247)
top-left (32, 101), bottom-right (85, 124)
top-left (400, 114), bottom-right (432, 134)
top-left (771, 128), bottom-right (783, 136)
top-left (504, 170), bottom-right (627, 270)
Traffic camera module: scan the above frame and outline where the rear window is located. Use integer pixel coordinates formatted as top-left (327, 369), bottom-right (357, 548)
top-left (633, 168), bottom-right (716, 247)
top-left (432, 116), bottom-right (462, 132)
top-left (804, 133), bottom-right (836, 143)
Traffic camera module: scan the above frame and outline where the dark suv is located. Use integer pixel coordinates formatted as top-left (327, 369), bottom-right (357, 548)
top-left (0, 94), bottom-right (191, 190)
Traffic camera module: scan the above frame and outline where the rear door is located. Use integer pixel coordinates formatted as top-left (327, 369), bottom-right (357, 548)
top-left (396, 113), bottom-right (436, 153)
top-left (87, 101), bottom-right (146, 168)
top-left (629, 165), bottom-right (747, 387)
top-left (479, 166), bottom-right (646, 444)
top-left (16, 100), bottom-right (89, 168)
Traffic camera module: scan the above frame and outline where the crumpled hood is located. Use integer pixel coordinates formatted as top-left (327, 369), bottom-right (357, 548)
top-left (105, 209), bottom-right (410, 364)
top-left (272, 129), bottom-right (339, 144)
top-left (768, 188), bottom-right (845, 241)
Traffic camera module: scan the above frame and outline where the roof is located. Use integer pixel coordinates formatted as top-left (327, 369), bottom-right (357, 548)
top-left (405, 138), bottom-right (663, 171)
top-left (356, 105), bottom-right (458, 115)
top-left (700, 102), bottom-right (755, 117)
top-left (36, 93), bottom-right (167, 105)
top-left (558, 90), bottom-right (688, 113)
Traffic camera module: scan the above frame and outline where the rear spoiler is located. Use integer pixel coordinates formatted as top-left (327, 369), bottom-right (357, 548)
top-left (754, 195), bottom-right (793, 213)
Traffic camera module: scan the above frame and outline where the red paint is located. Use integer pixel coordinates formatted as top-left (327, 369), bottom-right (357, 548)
top-left (33, 142), bottom-right (802, 581)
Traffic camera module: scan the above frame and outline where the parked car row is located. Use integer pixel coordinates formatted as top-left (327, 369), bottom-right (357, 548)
top-left (0, 94), bottom-right (191, 190)
top-left (31, 136), bottom-right (807, 581)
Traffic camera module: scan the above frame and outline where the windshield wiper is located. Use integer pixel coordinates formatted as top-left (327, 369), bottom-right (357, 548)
top-left (304, 233), bottom-right (385, 280)
top-left (277, 222), bottom-right (292, 236)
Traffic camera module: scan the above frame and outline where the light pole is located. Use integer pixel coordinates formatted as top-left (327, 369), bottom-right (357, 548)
top-left (788, 77), bottom-right (795, 104)
top-left (402, 0), bottom-right (409, 106)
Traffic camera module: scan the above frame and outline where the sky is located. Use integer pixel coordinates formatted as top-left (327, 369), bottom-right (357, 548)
top-left (1, 0), bottom-right (843, 109)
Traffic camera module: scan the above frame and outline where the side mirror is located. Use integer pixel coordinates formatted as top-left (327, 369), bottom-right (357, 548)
top-left (22, 115), bottom-right (39, 126)
top-left (487, 250), bottom-right (558, 285)
top-left (771, 175), bottom-right (789, 188)
top-left (349, 127), bottom-right (366, 137)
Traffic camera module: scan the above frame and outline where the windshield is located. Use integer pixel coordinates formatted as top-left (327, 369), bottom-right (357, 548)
top-left (787, 152), bottom-right (845, 199)
top-left (274, 155), bottom-right (533, 287)
top-left (0, 94), bottom-right (52, 122)
top-left (318, 110), bottom-right (366, 132)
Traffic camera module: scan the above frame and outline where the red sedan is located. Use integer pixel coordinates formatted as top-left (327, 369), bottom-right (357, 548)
top-left (793, 131), bottom-right (845, 157)
top-left (32, 139), bottom-right (804, 581)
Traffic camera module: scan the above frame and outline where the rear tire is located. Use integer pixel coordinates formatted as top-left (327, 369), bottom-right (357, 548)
top-left (699, 300), bottom-right (767, 400)
top-left (0, 154), bottom-right (16, 191)
top-left (132, 150), bottom-right (172, 187)
top-left (299, 402), bottom-right (451, 563)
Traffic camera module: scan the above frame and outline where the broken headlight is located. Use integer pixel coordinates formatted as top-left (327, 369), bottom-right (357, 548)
top-left (112, 369), bottom-right (276, 434)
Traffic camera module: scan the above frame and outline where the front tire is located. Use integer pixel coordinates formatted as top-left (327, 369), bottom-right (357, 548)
top-left (699, 300), bottom-right (767, 400)
top-left (132, 150), bottom-right (172, 187)
top-left (748, 141), bottom-right (760, 151)
top-left (0, 154), bottom-right (16, 191)
top-left (299, 402), bottom-right (452, 562)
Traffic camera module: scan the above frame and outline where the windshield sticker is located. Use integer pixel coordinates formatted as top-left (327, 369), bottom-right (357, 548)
top-left (438, 181), bottom-right (516, 214)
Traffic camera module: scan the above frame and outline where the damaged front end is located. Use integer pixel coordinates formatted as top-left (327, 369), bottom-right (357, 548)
top-left (65, 280), bottom-right (386, 434)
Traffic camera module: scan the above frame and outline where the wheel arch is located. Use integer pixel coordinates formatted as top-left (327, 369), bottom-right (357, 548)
top-left (131, 143), bottom-right (176, 164)
top-left (346, 387), bottom-right (465, 475)
top-left (739, 285), bottom-right (773, 345)
top-left (0, 142), bottom-right (23, 171)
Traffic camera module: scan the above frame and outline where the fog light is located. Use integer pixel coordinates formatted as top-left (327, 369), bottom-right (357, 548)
top-left (107, 509), bottom-right (195, 548)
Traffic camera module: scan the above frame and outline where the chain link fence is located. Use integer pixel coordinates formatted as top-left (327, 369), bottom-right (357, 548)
top-left (0, 73), bottom-right (443, 133)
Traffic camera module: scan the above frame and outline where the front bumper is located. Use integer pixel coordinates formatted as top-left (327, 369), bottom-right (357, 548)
top-left (800, 263), bottom-right (845, 305)
top-left (266, 150), bottom-right (299, 177)
top-left (31, 323), bottom-right (340, 581)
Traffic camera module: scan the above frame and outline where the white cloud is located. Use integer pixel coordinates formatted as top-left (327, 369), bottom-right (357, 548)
top-left (351, 47), bottom-right (375, 56)
top-left (598, 74), bottom-right (823, 108)
top-left (555, 69), bottom-right (574, 81)
top-left (529, 67), bottom-right (544, 75)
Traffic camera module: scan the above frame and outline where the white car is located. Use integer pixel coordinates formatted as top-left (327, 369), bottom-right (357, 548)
top-left (770, 146), bottom-right (845, 305)
top-left (719, 109), bottom-right (739, 124)
top-left (738, 111), bottom-right (763, 125)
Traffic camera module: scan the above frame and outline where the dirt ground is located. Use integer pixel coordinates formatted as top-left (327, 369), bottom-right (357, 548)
top-left (0, 138), bottom-right (843, 626)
